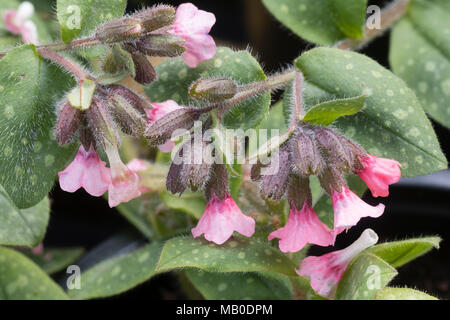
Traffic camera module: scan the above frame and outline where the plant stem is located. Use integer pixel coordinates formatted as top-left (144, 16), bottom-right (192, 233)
top-left (39, 49), bottom-right (91, 81)
top-left (335, 0), bottom-right (410, 50)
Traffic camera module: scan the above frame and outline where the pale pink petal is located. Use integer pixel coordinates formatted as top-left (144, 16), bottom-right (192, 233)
top-left (127, 159), bottom-right (149, 172)
top-left (268, 204), bottom-right (335, 253)
top-left (31, 243), bottom-right (44, 256)
top-left (58, 151), bottom-right (86, 193)
top-left (3, 10), bottom-right (22, 34)
top-left (297, 229), bottom-right (379, 298)
top-left (147, 100), bottom-right (182, 121)
top-left (171, 3), bottom-right (217, 68)
top-left (357, 154), bottom-right (402, 198)
top-left (20, 20), bottom-right (38, 44)
top-left (192, 193), bottom-right (255, 245)
top-left (332, 187), bottom-right (385, 230)
top-left (158, 140), bottom-right (175, 153)
top-left (17, 2), bottom-right (34, 20)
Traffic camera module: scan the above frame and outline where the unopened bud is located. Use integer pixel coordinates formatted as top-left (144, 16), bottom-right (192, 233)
top-left (189, 78), bottom-right (238, 103)
top-left (55, 100), bottom-right (82, 146)
top-left (108, 94), bottom-right (146, 137)
top-left (290, 129), bottom-right (323, 176)
top-left (145, 107), bottom-right (203, 146)
top-left (184, 140), bottom-right (212, 192)
top-left (85, 96), bottom-right (120, 149)
top-left (255, 146), bottom-right (291, 201)
top-left (288, 175), bottom-right (312, 211)
top-left (131, 53), bottom-right (156, 85)
top-left (318, 166), bottom-right (346, 195)
top-left (133, 34), bottom-right (185, 57)
top-left (133, 5), bottom-right (176, 33)
top-left (108, 85), bottom-right (151, 114)
top-left (315, 127), bottom-right (353, 173)
top-left (167, 150), bottom-right (187, 195)
top-left (95, 18), bottom-right (142, 43)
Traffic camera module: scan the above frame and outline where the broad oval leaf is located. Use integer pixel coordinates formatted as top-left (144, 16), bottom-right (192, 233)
top-left (156, 236), bottom-right (297, 276)
top-left (335, 252), bottom-right (398, 300)
top-left (329, 0), bottom-right (367, 39)
top-left (390, 0), bottom-right (450, 129)
top-left (295, 47), bottom-right (447, 177)
top-left (186, 270), bottom-right (294, 300)
top-left (0, 247), bottom-right (69, 300)
top-left (145, 47), bottom-right (271, 130)
top-left (68, 242), bottom-right (162, 300)
top-left (367, 236), bottom-right (441, 268)
top-left (56, 0), bottom-right (127, 43)
top-left (22, 247), bottom-right (84, 274)
top-left (376, 287), bottom-right (438, 300)
top-left (0, 186), bottom-right (49, 247)
top-left (302, 95), bottom-right (366, 126)
top-left (0, 45), bottom-right (77, 208)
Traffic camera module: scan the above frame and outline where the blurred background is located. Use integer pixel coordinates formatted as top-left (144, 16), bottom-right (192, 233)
top-left (22, 0), bottom-right (449, 299)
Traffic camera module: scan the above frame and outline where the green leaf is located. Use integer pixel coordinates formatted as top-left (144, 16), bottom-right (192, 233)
top-left (0, 45), bottom-right (77, 208)
top-left (160, 191), bottom-right (206, 220)
top-left (145, 47), bottom-right (271, 130)
top-left (328, 0), bottom-right (367, 39)
top-left (262, 0), bottom-right (348, 45)
top-left (67, 78), bottom-right (96, 110)
top-left (0, 247), bottom-right (69, 299)
top-left (56, 0), bottom-right (127, 43)
top-left (0, 186), bottom-right (49, 247)
top-left (335, 252), bottom-right (398, 300)
top-left (390, 0), bottom-right (450, 129)
top-left (68, 242), bottom-right (162, 300)
top-left (367, 237), bottom-right (441, 268)
top-left (22, 247), bottom-right (84, 274)
top-left (185, 270), bottom-right (294, 300)
top-left (376, 287), bottom-right (438, 300)
top-left (156, 236), bottom-right (297, 276)
top-left (116, 196), bottom-right (157, 239)
top-left (295, 47), bottom-right (447, 177)
top-left (302, 95), bottom-right (366, 126)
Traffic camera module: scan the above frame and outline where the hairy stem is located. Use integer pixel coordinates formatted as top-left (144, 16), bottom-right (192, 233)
top-left (39, 49), bottom-right (91, 81)
top-left (335, 0), bottom-right (410, 50)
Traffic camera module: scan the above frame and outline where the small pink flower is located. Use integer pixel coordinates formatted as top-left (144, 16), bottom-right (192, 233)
top-left (31, 243), bottom-right (44, 256)
top-left (105, 143), bottom-right (142, 207)
top-left (146, 100), bottom-right (182, 153)
top-left (58, 145), bottom-right (111, 197)
top-left (357, 154), bottom-right (402, 198)
top-left (332, 186), bottom-right (385, 230)
top-left (192, 193), bottom-right (255, 245)
top-left (170, 2), bottom-right (216, 68)
top-left (268, 203), bottom-right (335, 253)
top-left (297, 229), bottom-right (379, 298)
top-left (2, 1), bottom-right (38, 44)
top-left (127, 158), bottom-right (152, 193)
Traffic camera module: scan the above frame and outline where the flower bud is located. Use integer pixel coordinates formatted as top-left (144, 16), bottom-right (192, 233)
top-left (130, 52), bottom-right (156, 85)
top-left (108, 94), bottom-right (146, 137)
top-left (184, 139), bottom-right (212, 192)
top-left (145, 107), bottom-right (203, 146)
top-left (287, 175), bottom-right (312, 211)
top-left (189, 78), bottom-right (238, 103)
top-left (133, 5), bottom-right (176, 33)
top-left (166, 150), bottom-right (187, 195)
top-left (85, 96), bottom-right (120, 149)
top-left (133, 34), bottom-right (186, 57)
top-left (108, 85), bottom-right (151, 114)
top-left (55, 99), bottom-right (82, 146)
top-left (95, 18), bottom-right (142, 43)
top-left (290, 129), bottom-right (323, 176)
top-left (314, 127), bottom-right (353, 172)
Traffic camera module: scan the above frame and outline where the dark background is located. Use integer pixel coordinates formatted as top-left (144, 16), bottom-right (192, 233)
top-left (43, 0), bottom-right (450, 299)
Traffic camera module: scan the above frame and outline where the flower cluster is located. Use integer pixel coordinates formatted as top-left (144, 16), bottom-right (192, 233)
top-left (2, 1), bottom-right (38, 44)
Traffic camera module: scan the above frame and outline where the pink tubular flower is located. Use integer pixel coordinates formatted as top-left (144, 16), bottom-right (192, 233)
top-left (297, 229), bottom-right (379, 298)
top-left (192, 193), bottom-right (255, 245)
top-left (105, 143), bottom-right (142, 207)
top-left (357, 154), bottom-right (402, 198)
top-left (268, 203), bottom-right (335, 253)
top-left (58, 145), bottom-right (111, 197)
top-left (332, 186), bottom-right (385, 230)
top-left (3, 1), bottom-right (38, 44)
top-left (146, 100), bottom-right (182, 153)
top-left (127, 158), bottom-right (152, 193)
top-left (170, 2), bottom-right (216, 68)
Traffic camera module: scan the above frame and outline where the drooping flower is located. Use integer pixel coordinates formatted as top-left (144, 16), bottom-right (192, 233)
top-left (105, 143), bottom-right (141, 207)
top-left (146, 100), bottom-right (182, 152)
top-left (3, 1), bottom-right (38, 44)
top-left (356, 154), bottom-right (402, 198)
top-left (297, 228), bottom-right (379, 298)
top-left (331, 186), bottom-right (385, 230)
top-left (58, 145), bottom-right (111, 197)
top-left (169, 2), bottom-right (216, 68)
top-left (268, 203), bottom-right (335, 253)
top-left (192, 193), bottom-right (255, 245)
